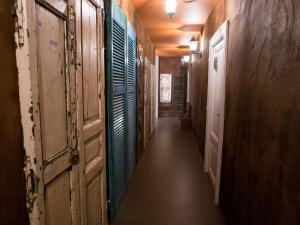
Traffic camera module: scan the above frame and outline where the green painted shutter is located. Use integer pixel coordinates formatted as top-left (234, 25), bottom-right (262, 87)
top-left (126, 21), bottom-right (137, 181)
top-left (106, 1), bottom-right (127, 219)
top-left (105, 0), bottom-right (137, 220)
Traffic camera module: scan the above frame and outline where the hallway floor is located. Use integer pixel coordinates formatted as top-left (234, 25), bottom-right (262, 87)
top-left (113, 118), bottom-right (225, 225)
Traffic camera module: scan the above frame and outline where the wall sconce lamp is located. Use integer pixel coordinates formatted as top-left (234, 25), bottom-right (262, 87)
top-left (189, 35), bottom-right (202, 55)
top-left (164, 0), bottom-right (177, 18)
top-left (181, 55), bottom-right (190, 65)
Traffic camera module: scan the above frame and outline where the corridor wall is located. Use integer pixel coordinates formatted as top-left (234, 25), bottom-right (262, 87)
top-left (189, 1), bottom-right (300, 225)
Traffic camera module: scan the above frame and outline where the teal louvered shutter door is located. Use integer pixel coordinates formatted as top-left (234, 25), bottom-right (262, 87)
top-left (106, 1), bottom-right (127, 219)
top-left (106, 0), bottom-right (138, 220)
top-left (126, 22), bottom-right (137, 182)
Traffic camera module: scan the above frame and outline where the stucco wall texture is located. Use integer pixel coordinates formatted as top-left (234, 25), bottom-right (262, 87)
top-left (189, 1), bottom-right (300, 225)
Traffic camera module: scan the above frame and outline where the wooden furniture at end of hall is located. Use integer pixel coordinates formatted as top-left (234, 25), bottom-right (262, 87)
top-left (180, 104), bottom-right (192, 131)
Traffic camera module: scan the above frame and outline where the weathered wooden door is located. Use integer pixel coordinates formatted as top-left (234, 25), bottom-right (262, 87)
top-left (27, 0), bottom-right (80, 224)
top-left (75, 0), bottom-right (107, 224)
top-left (205, 21), bottom-right (228, 205)
top-left (151, 63), bottom-right (156, 133)
top-left (144, 58), bottom-right (152, 146)
top-left (136, 41), bottom-right (145, 159)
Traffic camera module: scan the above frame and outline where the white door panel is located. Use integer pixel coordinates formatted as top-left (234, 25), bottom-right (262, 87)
top-left (35, 1), bottom-right (80, 224)
top-left (205, 21), bottom-right (229, 205)
top-left (76, 0), bottom-right (107, 224)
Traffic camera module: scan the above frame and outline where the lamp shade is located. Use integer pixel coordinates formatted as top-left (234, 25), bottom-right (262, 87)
top-left (189, 36), bottom-right (198, 52)
top-left (183, 55), bottom-right (190, 63)
top-left (164, 0), bottom-right (177, 18)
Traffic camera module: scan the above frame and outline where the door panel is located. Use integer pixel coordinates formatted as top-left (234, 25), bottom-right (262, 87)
top-left (144, 58), bottom-right (152, 146)
top-left (37, 5), bottom-right (68, 161)
top-left (82, 0), bottom-right (100, 123)
top-left (112, 94), bottom-right (127, 210)
top-left (112, 11), bottom-right (127, 212)
top-left (209, 144), bottom-right (218, 182)
top-left (127, 22), bottom-right (137, 182)
top-left (136, 42), bottom-right (145, 159)
top-left (84, 136), bottom-right (101, 165)
top-left (34, 1), bottom-right (80, 224)
top-left (106, 1), bottom-right (137, 219)
top-left (208, 45), bottom-right (224, 186)
top-left (86, 174), bottom-right (103, 225)
top-left (205, 21), bottom-right (228, 205)
top-left (45, 172), bottom-right (72, 225)
top-left (106, 2), bottom-right (127, 218)
top-left (76, 0), bottom-right (107, 224)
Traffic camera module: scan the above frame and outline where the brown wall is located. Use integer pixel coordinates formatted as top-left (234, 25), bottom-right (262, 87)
top-left (159, 57), bottom-right (187, 117)
top-left (0, 0), bottom-right (28, 225)
top-left (189, 0), bottom-right (300, 225)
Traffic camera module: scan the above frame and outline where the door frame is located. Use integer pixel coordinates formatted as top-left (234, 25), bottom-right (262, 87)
top-left (204, 20), bottom-right (229, 205)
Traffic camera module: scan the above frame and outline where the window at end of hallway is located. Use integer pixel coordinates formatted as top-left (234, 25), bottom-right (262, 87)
top-left (160, 74), bottom-right (172, 103)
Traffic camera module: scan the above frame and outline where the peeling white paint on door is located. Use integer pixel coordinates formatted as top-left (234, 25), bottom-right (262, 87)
top-left (14, 0), bottom-right (40, 223)
top-left (14, 0), bottom-right (108, 224)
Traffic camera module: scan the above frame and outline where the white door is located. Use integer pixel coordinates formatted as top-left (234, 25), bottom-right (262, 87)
top-left (205, 21), bottom-right (229, 205)
top-left (75, 0), bottom-right (107, 224)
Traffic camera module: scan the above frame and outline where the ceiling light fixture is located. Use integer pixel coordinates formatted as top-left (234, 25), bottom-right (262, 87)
top-left (164, 0), bottom-right (177, 18)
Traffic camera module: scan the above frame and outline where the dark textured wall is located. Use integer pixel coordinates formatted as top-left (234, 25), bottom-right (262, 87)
top-left (0, 0), bottom-right (28, 225)
top-left (189, 0), bottom-right (300, 225)
top-left (159, 57), bottom-right (187, 117)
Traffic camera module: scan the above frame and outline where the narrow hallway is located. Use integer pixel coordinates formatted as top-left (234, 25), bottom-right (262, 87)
top-left (114, 118), bottom-right (224, 225)
top-left (1, 0), bottom-right (300, 224)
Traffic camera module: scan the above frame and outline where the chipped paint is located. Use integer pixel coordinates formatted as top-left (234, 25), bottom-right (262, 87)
top-left (14, 0), bottom-right (40, 224)
top-left (13, 0), bottom-right (25, 47)
top-left (24, 157), bottom-right (39, 213)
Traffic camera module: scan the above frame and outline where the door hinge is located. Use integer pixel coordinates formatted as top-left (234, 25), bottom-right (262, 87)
top-left (70, 150), bottom-right (80, 165)
top-left (12, 0), bottom-right (25, 47)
